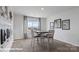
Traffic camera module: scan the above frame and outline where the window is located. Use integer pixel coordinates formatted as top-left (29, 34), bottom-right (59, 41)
top-left (27, 17), bottom-right (40, 29)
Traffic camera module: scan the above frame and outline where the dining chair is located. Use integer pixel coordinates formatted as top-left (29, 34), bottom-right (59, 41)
top-left (47, 30), bottom-right (55, 50)
top-left (31, 29), bottom-right (41, 51)
top-left (41, 30), bottom-right (55, 51)
top-left (41, 30), bottom-right (55, 41)
top-left (47, 30), bottom-right (55, 40)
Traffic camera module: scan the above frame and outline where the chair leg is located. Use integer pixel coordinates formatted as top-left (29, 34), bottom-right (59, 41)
top-left (47, 38), bottom-right (50, 51)
top-left (37, 38), bottom-right (39, 44)
top-left (52, 38), bottom-right (55, 49)
top-left (31, 38), bottom-right (33, 47)
top-left (40, 37), bottom-right (44, 48)
top-left (31, 38), bottom-right (36, 52)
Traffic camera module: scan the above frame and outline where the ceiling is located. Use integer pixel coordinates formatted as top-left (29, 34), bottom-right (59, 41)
top-left (11, 6), bottom-right (79, 18)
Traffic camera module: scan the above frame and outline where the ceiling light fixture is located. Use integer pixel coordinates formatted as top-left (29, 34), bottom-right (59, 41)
top-left (41, 8), bottom-right (44, 11)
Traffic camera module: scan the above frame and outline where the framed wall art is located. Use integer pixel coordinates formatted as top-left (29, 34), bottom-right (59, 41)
top-left (54, 19), bottom-right (62, 28)
top-left (0, 6), bottom-right (4, 17)
top-left (9, 11), bottom-right (12, 20)
top-left (62, 19), bottom-right (70, 30)
top-left (3, 6), bottom-right (8, 18)
top-left (0, 6), bottom-right (8, 18)
top-left (50, 22), bottom-right (54, 30)
top-left (0, 6), bottom-right (3, 13)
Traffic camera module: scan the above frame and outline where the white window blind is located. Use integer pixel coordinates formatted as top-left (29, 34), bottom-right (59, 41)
top-left (27, 17), bottom-right (40, 29)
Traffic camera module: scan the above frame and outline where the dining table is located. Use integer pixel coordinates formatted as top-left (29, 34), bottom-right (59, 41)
top-left (35, 31), bottom-right (49, 33)
top-left (33, 30), bottom-right (54, 50)
top-left (35, 31), bottom-right (51, 50)
top-left (35, 31), bottom-right (49, 36)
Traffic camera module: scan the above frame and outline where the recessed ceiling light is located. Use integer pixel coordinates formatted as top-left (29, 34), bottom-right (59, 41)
top-left (41, 8), bottom-right (44, 11)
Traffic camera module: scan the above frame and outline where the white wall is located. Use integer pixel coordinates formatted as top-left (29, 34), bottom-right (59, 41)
top-left (41, 18), bottom-right (47, 31)
top-left (13, 15), bottom-right (47, 39)
top-left (13, 13), bottom-right (24, 39)
top-left (0, 7), bottom-right (14, 52)
top-left (47, 8), bottom-right (79, 46)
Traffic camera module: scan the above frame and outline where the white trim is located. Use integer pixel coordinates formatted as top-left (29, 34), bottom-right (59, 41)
top-left (55, 39), bottom-right (79, 47)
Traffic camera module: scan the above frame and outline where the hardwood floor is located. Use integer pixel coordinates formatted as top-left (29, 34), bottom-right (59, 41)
top-left (10, 39), bottom-right (79, 52)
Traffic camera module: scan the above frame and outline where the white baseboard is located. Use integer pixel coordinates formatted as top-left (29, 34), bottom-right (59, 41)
top-left (55, 39), bottom-right (79, 47)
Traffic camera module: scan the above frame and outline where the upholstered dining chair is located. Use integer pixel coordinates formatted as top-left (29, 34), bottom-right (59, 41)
top-left (47, 30), bottom-right (55, 50)
top-left (41, 30), bottom-right (55, 41)
top-left (31, 29), bottom-right (41, 51)
top-left (41, 30), bottom-right (55, 51)
top-left (47, 30), bottom-right (55, 40)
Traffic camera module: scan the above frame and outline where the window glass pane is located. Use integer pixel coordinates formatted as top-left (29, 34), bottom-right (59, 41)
top-left (27, 17), bottom-right (39, 29)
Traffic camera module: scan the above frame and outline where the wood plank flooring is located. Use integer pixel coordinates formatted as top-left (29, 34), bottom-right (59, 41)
top-left (10, 39), bottom-right (79, 52)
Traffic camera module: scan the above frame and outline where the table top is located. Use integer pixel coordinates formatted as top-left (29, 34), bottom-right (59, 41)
top-left (35, 31), bottom-right (49, 33)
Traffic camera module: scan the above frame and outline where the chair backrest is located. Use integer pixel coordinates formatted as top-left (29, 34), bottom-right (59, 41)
top-left (48, 30), bottom-right (55, 38)
top-left (31, 29), bottom-right (34, 38)
top-left (31, 29), bottom-right (38, 38)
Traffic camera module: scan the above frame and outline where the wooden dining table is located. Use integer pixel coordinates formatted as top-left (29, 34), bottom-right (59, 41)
top-left (35, 31), bottom-right (49, 36)
top-left (33, 30), bottom-right (54, 50)
top-left (35, 31), bottom-right (49, 33)
top-left (35, 31), bottom-right (51, 50)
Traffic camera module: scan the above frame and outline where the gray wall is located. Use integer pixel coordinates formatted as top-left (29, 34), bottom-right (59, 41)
top-left (13, 15), bottom-right (47, 39)
top-left (41, 18), bottom-right (47, 31)
top-left (47, 8), bottom-right (79, 46)
top-left (13, 13), bottom-right (24, 39)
